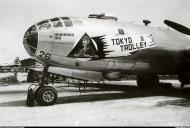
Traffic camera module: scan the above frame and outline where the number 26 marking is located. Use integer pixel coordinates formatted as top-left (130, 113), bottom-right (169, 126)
top-left (39, 51), bottom-right (51, 59)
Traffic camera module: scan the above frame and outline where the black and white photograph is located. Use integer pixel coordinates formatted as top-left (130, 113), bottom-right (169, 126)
top-left (0, 0), bottom-right (190, 126)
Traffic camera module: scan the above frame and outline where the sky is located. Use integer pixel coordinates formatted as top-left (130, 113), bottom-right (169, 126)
top-left (0, 0), bottom-right (189, 65)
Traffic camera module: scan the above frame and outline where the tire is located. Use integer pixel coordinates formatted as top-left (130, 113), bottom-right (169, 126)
top-left (137, 75), bottom-right (159, 89)
top-left (35, 86), bottom-right (57, 106)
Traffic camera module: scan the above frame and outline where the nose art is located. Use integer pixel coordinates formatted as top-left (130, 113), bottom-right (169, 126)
top-left (23, 25), bottom-right (38, 56)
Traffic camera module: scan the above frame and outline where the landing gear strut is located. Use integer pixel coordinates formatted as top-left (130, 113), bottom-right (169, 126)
top-left (137, 74), bottom-right (159, 88)
top-left (180, 83), bottom-right (184, 89)
top-left (26, 66), bottom-right (58, 107)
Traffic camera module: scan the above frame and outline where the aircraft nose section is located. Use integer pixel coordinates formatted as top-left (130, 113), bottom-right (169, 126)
top-left (23, 25), bottom-right (38, 56)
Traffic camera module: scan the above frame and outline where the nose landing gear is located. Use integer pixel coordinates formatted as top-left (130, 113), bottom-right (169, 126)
top-left (26, 66), bottom-right (58, 107)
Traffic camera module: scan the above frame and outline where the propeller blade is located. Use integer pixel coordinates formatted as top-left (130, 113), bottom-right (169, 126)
top-left (164, 20), bottom-right (190, 35)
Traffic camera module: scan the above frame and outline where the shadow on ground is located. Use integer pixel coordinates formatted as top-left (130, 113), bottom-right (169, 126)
top-left (0, 90), bottom-right (27, 95)
top-left (0, 83), bottom-right (190, 107)
top-left (57, 83), bottom-right (190, 107)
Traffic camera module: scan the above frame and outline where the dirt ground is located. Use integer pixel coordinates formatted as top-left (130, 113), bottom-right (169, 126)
top-left (0, 79), bottom-right (190, 126)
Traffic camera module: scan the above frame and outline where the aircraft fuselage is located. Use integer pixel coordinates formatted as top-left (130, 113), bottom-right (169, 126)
top-left (23, 16), bottom-right (190, 81)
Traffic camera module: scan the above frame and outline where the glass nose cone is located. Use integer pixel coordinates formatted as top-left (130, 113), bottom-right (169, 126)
top-left (23, 25), bottom-right (38, 56)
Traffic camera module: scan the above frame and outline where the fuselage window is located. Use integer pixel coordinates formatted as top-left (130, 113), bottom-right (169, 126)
top-left (118, 29), bottom-right (125, 35)
top-left (64, 20), bottom-right (73, 27)
top-left (38, 20), bottom-right (51, 30)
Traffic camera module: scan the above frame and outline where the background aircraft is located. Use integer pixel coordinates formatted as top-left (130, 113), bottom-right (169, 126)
top-left (0, 57), bottom-right (21, 72)
top-left (24, 13), bottom-right (190, 106)
top-left (0, 57), bottom-right (22, 84)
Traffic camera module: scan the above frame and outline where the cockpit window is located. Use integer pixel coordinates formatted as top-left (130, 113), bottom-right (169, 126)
top-left (50, 18), bottom-right (59, 22)
top-left (61, 17), bottom-right (70, 20)
top-left (50, 18), bottom-right (63, 28)
top-left (64, 20), bottom-right (73, 27)
top-left (37, 20), bottom-right (51, 30)
top-left (52, 20), bottom-right (63, 28)
top-left (37, 20), bottom-right (49, 26)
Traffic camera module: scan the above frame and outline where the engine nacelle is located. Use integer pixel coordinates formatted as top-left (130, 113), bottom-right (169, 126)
top-left (103, 72), bottom-right (121, 80)
top-left (48, 66), bottom-right (102, 82)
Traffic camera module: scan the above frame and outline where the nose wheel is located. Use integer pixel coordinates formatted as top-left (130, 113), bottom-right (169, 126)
top-left (35, 86), bottom-right (57, 106)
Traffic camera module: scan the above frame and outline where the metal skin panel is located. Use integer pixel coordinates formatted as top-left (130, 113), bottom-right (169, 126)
top-left (48, 66), bottom-right (102, 81)
top-left (24, 17), bottom-right (190, 81)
